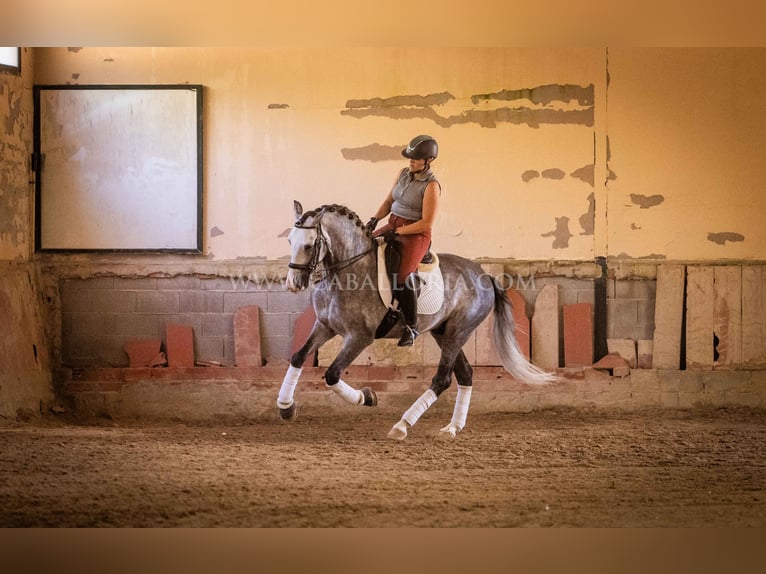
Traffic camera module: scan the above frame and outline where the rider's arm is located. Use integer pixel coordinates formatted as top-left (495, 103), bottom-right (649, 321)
top-left (373, 189), bottom-right (395, 220)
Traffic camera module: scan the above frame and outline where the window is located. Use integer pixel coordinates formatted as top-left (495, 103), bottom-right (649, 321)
top-left (34, 85), bottom-right (204, 252)
top-left (0, 47), bottom-right (20, 74)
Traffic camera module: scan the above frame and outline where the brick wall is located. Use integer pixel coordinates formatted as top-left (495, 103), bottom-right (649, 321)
top-left (60, 276), bottom-right (310, 367)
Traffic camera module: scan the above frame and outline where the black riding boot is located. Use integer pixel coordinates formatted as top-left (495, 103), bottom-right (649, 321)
top-left (397, 281), bottom-right (419, 347)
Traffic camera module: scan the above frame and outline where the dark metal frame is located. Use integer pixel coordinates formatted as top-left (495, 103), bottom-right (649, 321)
top-left (33, 84), bottom-right (204, 253)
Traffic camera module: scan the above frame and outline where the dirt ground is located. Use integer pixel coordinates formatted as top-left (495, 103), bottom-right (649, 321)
top-left (1, 405), bottom-right (764, 527)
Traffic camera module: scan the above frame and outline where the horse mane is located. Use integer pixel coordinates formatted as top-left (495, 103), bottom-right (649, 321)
top-left (298, 204), bottom-right (370, 236)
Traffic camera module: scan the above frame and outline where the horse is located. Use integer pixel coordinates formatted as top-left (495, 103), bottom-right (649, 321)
top-left (278, 201), bottom-right (557, 441)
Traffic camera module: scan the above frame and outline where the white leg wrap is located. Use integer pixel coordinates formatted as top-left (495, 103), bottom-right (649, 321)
top-left (329, 379), bottom-right (364, 406)
top-left (450, 385), bottom-right (472, 431)
top-left (402, 389), bottom-right (438, 427)
top-left (277, 365), bottom-right (302, 408)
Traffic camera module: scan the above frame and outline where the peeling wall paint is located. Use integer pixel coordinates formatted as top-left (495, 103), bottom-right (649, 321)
top-left (579, 193), bottom-right (595, 236)
top-left (541, 216), bottom-right (573, 249)
top-left (341, 143), bottom-right (403, 162)
top-left (707, 232), bottom-right (745, 245)
top-left (570, 164), bottom-right (595, 186)
top-left (341, 84), bottom-right (594, 129)
top-left (630, 193), bottom-right (664, 209)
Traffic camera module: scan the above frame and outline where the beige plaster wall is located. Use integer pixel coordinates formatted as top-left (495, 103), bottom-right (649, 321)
top-left (607, 48), bottom-right (766, 260)
top-left (32, 47), bottom-right (766, 264)
top-left (34, 47), bottom-right (603, 261)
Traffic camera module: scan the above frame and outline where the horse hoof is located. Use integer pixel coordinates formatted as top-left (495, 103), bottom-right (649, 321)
top-left (438, 424), bottom-right (458, 438)
top-left (361, 387), bottom-right (378, 407)
top-left (278, 402), bottom-right (297, 421)
top-left (387, 420), bottom-right (408, 441)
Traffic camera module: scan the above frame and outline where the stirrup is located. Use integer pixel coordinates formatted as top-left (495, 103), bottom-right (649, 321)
top-left (398, 324), bottom-right (419, 347)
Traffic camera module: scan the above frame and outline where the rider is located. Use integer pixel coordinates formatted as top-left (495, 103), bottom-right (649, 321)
top-left (365, 135), bottom-right (441, 347)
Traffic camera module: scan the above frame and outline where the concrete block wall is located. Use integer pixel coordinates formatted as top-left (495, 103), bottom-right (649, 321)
top-left (60, 276), bottom-right (310, 367)
top-left (607, 278), bottom-right (656, 340)
top-left (58, 271), bottom-right (659, 369)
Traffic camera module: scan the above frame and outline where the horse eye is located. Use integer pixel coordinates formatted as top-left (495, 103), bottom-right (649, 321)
top-left (303, 245), bottom-right (312, 251)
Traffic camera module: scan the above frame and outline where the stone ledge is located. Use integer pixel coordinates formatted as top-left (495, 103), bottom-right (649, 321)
top-left (60, 367), bottom-right (766, 421)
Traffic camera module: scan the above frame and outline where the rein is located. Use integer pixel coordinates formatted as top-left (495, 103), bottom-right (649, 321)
top-left (288, 221), bottom-right (375, 278)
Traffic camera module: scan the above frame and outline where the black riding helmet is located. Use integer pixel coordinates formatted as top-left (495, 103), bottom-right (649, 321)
top-left (402, 135), bottom-right (438, 162)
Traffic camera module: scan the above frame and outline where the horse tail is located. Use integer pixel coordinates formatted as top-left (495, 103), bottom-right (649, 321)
top-left (492, 281), bottom-right (558, 385)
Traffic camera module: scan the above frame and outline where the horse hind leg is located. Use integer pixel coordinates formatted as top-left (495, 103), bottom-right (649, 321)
top-left (438, 351), bottom-right (473, 438)
top-left (387, 334), bottom-right (462, 441)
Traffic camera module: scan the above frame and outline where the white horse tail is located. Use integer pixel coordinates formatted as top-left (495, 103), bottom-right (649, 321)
top-left (492, 281), bottom-right (559, 385)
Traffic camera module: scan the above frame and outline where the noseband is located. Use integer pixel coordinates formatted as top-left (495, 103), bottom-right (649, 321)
top-left (287, 221), bottom-right (375, 277)
top-left (287, 223), bottom-right (326, 273)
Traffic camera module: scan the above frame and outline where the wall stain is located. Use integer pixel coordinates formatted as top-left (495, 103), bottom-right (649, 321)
top-left (210, 226), bottom-right (225, 238)
top-left (267, 103), bottom-right (290, 109)
top-left (541, 168), bottom-right (566, 180)
top-left (630, 193), bottom-right (664, 209)
top-left (611, 252), bottom-right (667, 260)
top-left (579, 193), bottom-right (595, 236)
top-left (341, 143), bottom-right (403, 162)
top-left (521, 170), bottom-right (539, 182)
top-left (67, 47), bottom-right (83, 53)
top-left (541, 216), bottom-right (573, 249)
top-left (570, 164), bottom-right (594, 186)
top-left (707, 232), bottom-right (745, 245)
top-left (342, 84), bottom-right (594, 129)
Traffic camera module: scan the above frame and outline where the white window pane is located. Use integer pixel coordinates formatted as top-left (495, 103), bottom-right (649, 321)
top-left (0, 47), bottom-right (19, 68)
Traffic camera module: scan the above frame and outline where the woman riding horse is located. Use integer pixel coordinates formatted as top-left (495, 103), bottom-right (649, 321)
top-left (365, 135), bottom-right (441, 347)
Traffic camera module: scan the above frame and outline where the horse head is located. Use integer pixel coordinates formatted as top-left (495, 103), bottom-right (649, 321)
top-left (285, 201), bottom-right (373, 293)
top-left (286, 201), bottom-right (330, 292)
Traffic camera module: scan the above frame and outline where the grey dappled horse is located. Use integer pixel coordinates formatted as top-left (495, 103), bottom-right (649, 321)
top-left (278, 201), bottom-right (557, 441)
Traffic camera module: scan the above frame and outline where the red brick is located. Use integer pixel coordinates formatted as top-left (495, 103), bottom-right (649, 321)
top-left (291, 305), bottom-right (318, 367)
top-left (123, 339), bottom-right (162, 367)
top-left (506, 288), bottom-right (531, 360)
top-left (563, 303), bottom-right (594, 367)
top-left (166, 323), bottom-right (195, 368)
top-left (233, 306), bottom-right (263, 367)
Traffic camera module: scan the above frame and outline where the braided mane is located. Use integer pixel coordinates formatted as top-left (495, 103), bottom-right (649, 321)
top-left (298, 204), bottom-right (370, 236)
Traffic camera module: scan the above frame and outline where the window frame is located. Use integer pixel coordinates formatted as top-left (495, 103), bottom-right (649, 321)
top-left (0, 47), bottom-right (21, 75)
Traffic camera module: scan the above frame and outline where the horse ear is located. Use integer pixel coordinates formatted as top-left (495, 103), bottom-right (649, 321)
top-left (293, 200), bottom-right (303, 220)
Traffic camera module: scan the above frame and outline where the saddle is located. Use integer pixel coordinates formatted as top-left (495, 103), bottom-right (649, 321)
top-left (374, 237), bottom-right (445, 338)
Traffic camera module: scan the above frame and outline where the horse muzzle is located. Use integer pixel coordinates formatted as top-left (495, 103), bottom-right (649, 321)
top-left (286, 268), bottom-right (309, 292)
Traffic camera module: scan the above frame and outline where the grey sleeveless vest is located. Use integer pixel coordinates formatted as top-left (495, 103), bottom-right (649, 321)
top-left (390, 167), bottom-right (439, 221)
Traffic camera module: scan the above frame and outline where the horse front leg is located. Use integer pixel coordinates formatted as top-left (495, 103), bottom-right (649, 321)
top-left (277, 320), bottom-right (335, 421)
top-left (324, 335), bottom-right (378, 408)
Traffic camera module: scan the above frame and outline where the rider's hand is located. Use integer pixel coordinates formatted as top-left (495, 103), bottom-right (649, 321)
top-left (364, 217), bottom-right (378, 233)
top-left (382, 229), bottom-right (398, 243)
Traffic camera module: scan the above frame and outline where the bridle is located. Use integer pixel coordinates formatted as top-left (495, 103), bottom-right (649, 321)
top-left (287, 221), bottom-right (375, 279)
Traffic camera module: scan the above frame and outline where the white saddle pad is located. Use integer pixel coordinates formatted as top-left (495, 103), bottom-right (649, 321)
top-left (376, 241), bottom-right (445, 315)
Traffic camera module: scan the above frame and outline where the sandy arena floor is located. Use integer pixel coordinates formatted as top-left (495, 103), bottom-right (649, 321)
top-left (1, 406), bottom-right (764, 527)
